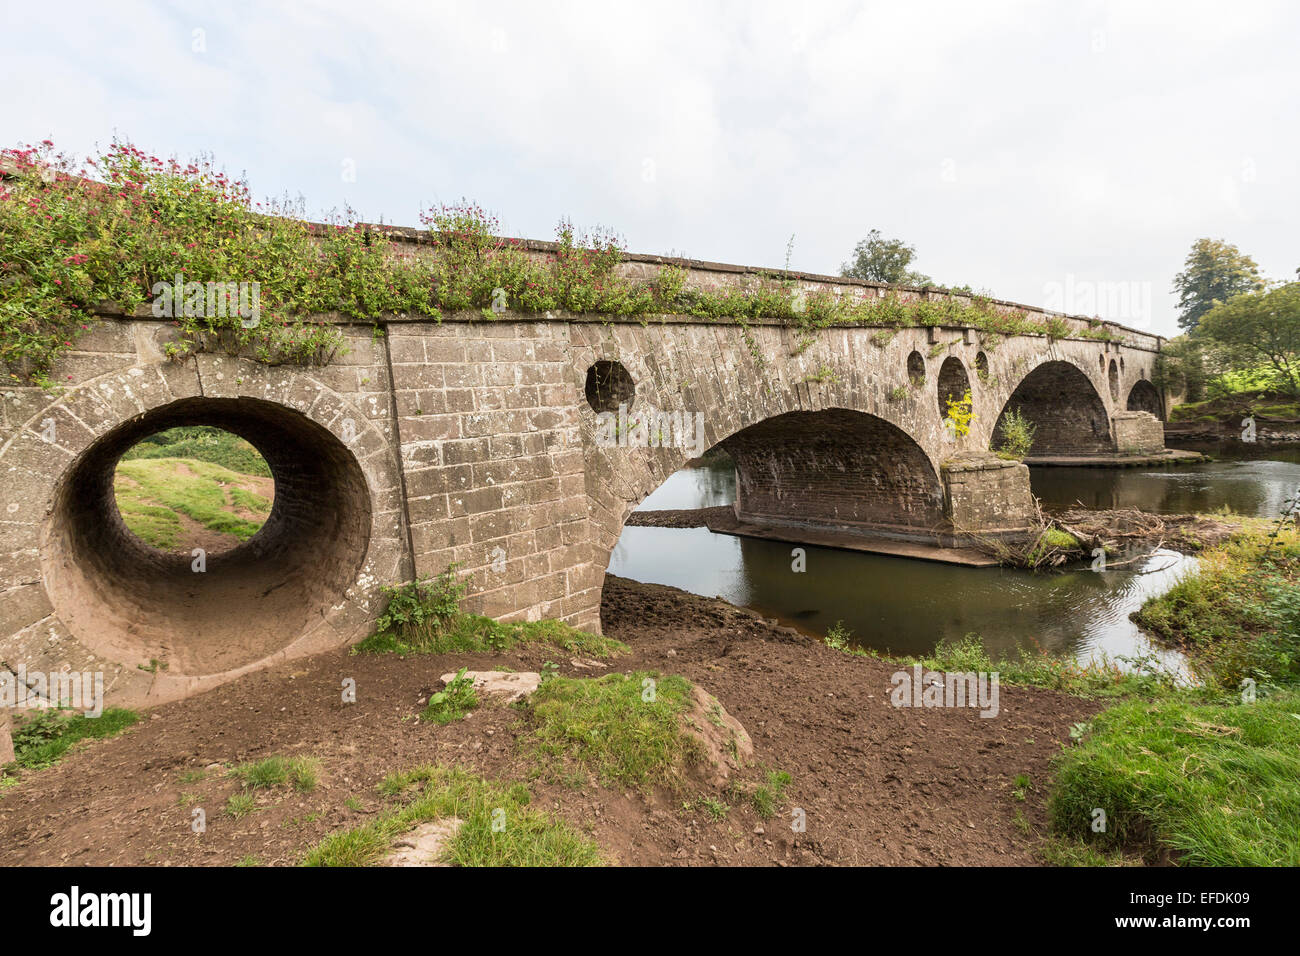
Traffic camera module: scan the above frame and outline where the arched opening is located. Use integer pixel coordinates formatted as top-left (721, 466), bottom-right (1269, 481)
top-left (994, 361), bottom-right (1112, 456)
top-left (1126, 379), bottom-right (1164, 419)
top-left (584, 360), bottom-right (635, 412)
top-left (722, 408), bottom-right (944, 533)
top-left (906, 350), bottom-right (926, 387)
top-left (936, 356), bottom-right (971, 418)
top-left (975, 351), bottom-right (990, 381)
top-left (42, 397), bottom-right (372, 677)
top-left (1108, 359), bottom-right (1120, 402)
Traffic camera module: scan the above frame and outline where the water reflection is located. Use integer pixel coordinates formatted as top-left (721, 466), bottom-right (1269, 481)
top-left (610, 447), bottom-right (1300, 668)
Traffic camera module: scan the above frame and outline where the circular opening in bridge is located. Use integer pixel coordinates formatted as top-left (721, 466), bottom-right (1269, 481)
top-left (42, 397), bottom-right (371, 677)
top-left (975, 351), bottom-right (990, 381)
top-left (112, 426), bottom-right (274, 557)
top-left (1108, 359), bottom-right (1120, 401)
top-left (585, 360), bottom-right (636, 413)
top-left (1099, 353), bottom-right (1106, 370)
top-left (906, 350), bottom-right (926, 387)
top-left (936, 357), bottom-right (970, 418)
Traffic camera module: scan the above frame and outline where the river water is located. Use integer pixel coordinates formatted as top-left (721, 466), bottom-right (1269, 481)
top-left (609, 446), bottom-right (1300, 669)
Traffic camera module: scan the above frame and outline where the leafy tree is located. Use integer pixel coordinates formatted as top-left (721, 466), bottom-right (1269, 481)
top-left (1197, 283), bottom-right (1300, 396)
top-left (840, 229), bottom-right (931, 286)
top-left (1172, 238), bottom-right (1264, 332)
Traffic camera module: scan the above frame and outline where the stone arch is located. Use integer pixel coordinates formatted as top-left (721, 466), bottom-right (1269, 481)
top-left (0, 356), bottom-right (404, 706)
top-left (994, 360), bottom-right (1112, 455)
top-left (1126, 379), bottom-right (1164, 419)
top-left (1108, 359), bottom-right (1120, 402)
top-left (721, 408), bottom-right (945, 532)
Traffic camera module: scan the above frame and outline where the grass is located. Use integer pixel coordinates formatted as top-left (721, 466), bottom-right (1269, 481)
top-left (1048, 690), bottom-right (1300, 865)
top-left (421, 668), bottom-right (479, 724)
top-left (749, 769), bottom-right (792, 820)
top-left (1133, 525), bottom-right (1299, 691)
top-left (113, 456), bottom-right (270, 549)
top-left (2, 708), bottom-right (139, 779)
top-left (302, 765), bottom-right (602, 867)
top-left (353, 611), bottom-right (626, 659)
top-left (122, 425), bottom-right (271, 476)
top-left (522, 671), bottom-right (702, 792)
top-left (231, 755), bottom-right (320, 793)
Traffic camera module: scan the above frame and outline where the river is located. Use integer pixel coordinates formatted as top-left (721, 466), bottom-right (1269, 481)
top-left (608, 445), bottom-right (1300, 670)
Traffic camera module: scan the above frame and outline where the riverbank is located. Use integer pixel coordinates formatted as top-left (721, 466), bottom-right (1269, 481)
top-left (0, 575), bottom-right (1098, 866)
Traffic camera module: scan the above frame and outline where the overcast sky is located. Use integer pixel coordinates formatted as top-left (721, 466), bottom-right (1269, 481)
top-left (3, 0), bottom-right (1296, 335)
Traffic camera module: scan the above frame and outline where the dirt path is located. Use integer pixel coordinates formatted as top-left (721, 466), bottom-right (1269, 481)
top-left (0, 577), bottom-right (1098, 866)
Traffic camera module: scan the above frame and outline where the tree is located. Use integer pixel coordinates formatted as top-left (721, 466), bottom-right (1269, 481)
top-left (840, 229), bottom-right (931, 286)
top-left (1197, 283), bottom-right (1300, 396)
top-left (1172, 238), bottom-right (1263, 332)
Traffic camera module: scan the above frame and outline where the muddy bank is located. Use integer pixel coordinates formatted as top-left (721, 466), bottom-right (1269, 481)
top-left (0, 576), bottom-right (1097, 867)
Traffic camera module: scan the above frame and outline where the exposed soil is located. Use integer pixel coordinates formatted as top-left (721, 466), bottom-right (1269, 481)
top-left (0, 576), bottom-right (1099, 866)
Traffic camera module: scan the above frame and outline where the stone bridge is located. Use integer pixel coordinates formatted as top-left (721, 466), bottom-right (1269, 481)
top-left (0, 244), bottom-right (1174, 707)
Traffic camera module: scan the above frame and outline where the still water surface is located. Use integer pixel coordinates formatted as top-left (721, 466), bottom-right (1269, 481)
top-left (609, 449), bottom-right (1300, 668)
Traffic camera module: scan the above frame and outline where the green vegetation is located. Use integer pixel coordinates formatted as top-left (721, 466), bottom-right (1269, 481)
top-left (231, 755), bottom-right (321, 793)
top-left (749, 769), bottom-right (792, 819)
top-left (522, 672), bottom-right (702, 791)
top-left (353, 565), bottom-right (625, 658)
top-left (122, 426), bottom-right (271, 476)
top-left (993, 406), bottom-right (1036, 460)
top-left (2, 708), bottom-right (139, 779)
top-left (114, 457), bottom-right (270, 549)
top-left (3, 139), bottom-right (1117, 388)
top-left (1171, 237), bottom-right (1264, 333)
top-left (421, 668), bottom-right (479, 724)
top-left (943, 387), bottom-right (973, 438)
top-left (302, 764), bottom-right (602, 867)
top-left (1134, 525), bottom-right (1299, 693)
top-left (1049, 692), bottom-right (1300, 865)
top-left (840, 228), bottom-right (931, 286)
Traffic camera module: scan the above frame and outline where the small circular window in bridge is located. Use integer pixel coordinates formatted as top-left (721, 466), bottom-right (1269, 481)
top-left (585, 360), bottom-right (636, 413)
top-left (1108, 359), bottom-right (1120, 401)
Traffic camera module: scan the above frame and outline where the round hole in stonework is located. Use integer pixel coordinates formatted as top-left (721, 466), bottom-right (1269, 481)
top-left (906, 350), bottom-right (926, 387)
top-left (974, 351), bottom-right (990, 381)
top-left (937, 356), bottom-right (971, 418)
top-left (584, 360), bottom-right (636, 413)
top-left (1108, 358), bottom-right (1120, 401)
top-left (42, 396), bottom-right (371, 678)
top-left (1099, 353), bottom-right (1106, 369)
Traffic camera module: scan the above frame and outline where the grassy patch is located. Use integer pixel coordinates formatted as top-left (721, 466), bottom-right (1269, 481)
top-left (354, 612), bottom-right (626, 659)
top-left (1048, 691), bottom-right (1300, 865)
top-left (2, 708), bottom-right (139, 778)
top-left (421, 668), bottom-right (478, 724)
top-left (890, 633), bottom-right (1177, 699)
top-left (522, 671), bottom-right (702, 791)
top-left (1134, 526), bottom-right (1299, 691)
top-left (749, 769), bottom-right (792, 820)
top-left (114, 457), bottom-right (270, 548)
top-left (302, 765), bottom-right (602, 867)
top-left (231, 755), bottom-right (320, 793)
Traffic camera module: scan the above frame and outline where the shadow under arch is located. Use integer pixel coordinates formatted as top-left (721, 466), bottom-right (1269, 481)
top-left (994, 360), bottom-right (1112, 455)
top-left (1126, 379), bottom-right (1164, 419)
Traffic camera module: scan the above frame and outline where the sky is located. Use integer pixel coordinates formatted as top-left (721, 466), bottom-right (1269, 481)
top-left (2, 0), bottom-right (1297, 336)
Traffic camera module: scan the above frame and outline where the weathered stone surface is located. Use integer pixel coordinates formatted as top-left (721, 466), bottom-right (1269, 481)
top-left (0, 285), bottom-right (1169, 709)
